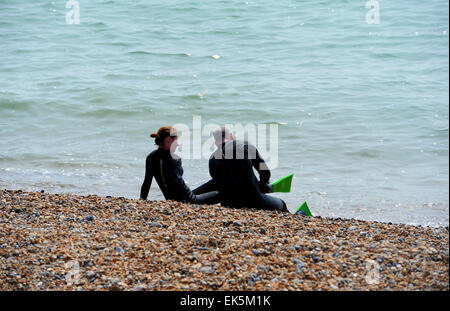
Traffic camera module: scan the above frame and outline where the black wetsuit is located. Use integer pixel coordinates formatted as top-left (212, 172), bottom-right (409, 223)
top-left (140, 148), bottom-right (219, 204)
top-left (194, 140), bottom-right (288, 212)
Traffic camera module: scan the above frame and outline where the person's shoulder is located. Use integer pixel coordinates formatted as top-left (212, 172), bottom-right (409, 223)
top-left (240, 140), bottom-right (256, 148)
top-left (234, 139), bottom-right (255, 149)
top-left (210, 148), bottom-right (222, 161)
top-left (147, 149), bottom-right (158, 159)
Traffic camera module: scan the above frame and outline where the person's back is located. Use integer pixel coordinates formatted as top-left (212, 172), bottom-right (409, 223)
top-left (207, 126), bottom-right (287, 212)
top-left (140, 126), bottom-right (219, 204)
top-left (144, 148), bottom-right (191, 202)
top-left (209, 140), bottom-right (265, 209)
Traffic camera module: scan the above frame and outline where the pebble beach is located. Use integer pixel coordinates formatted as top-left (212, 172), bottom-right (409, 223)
top-left (0, 189), bottom-right (448, 291)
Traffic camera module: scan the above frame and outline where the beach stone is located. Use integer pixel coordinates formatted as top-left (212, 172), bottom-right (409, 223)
top-left (86, 271), bottom-right (96, 281)
top-left (199, 266), bottom-right (215, 274)
top-left (150, 222), bottom-right (162, 228)
top-left (85, 215), bottom-right (94, 222)
top-left (294, 258), bottom-right (305, 273)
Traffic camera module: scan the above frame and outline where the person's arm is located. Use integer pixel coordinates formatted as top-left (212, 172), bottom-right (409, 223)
top-left (140, 156), bottom-right (153, 200)
top-left (209, 157), bottom-right (218, 181)
top-left (170, 158), bottom-right (196, 202)
top-left (247, 144), bottom-right (271, 192)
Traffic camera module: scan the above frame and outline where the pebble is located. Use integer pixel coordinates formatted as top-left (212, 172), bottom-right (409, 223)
top-left (0, 189), bottom-right (447, 291)
top-left (199, 266), bottom-right (215, 274)
top-left (86, 271), bottom-right (96, 281)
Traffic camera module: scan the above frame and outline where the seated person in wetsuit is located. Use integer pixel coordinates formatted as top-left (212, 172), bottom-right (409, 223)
top-left (140, 126), bottom-right (219, 204)
top-left (194, 126), bottom-right (288, 212)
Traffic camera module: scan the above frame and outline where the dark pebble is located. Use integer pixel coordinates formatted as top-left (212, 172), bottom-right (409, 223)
top-left (86, 271), bottom-right (96, 281)
top-left (85, 215), bottom-right (94, 222)
top-left (296, 210), bottom-right (307, 216)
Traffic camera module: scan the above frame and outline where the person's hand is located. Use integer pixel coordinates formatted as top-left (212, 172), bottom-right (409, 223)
top-left (259, 182), bottom-right (273, 193)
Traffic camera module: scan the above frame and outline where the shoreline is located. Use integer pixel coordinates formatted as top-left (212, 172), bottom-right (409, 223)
top-left (0, 189), bottom-right (448, 291)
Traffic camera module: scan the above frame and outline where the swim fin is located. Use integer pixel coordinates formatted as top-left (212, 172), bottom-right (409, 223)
top-left (295, 201), bottom-right (313, 216)
top-left (272, 173), bottom-right (294, 193)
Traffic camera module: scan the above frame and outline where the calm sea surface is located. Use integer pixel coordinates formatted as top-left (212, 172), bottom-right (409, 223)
top-left (1, 1), bottom-right (448, 226)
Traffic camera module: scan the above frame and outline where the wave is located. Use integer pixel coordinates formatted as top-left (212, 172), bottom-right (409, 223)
top-left (126, 51), bottom-right (191, 57)
top-left (75, 107), bottom-right (152, 118)
top-left (0, 99), bottom-right (31, 111)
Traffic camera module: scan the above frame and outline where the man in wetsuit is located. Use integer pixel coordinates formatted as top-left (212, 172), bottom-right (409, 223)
top-left (194, 126), bottom-right (288, 212)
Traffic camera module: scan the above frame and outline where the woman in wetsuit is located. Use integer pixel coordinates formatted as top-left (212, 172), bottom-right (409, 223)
top-left (140, 126), bottom-right (219, 204)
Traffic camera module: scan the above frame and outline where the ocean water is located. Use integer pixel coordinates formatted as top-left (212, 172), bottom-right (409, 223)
top-left (0, 0), bottom-right (448, 226)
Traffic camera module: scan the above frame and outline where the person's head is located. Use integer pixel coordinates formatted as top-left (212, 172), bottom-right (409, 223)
top-left (213, 126), bottom-right (234, 147)
top-left (150, 126), bottom-right (178, 151)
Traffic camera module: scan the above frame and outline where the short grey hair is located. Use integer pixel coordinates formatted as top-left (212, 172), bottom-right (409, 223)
top-left (213, 126), bottom-right (231, 143)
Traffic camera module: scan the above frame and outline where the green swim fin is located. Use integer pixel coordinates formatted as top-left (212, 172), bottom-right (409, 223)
top-left (295, 201), bottom-right (313, 217)
top-left (272, 173), bottom-right (294, 193)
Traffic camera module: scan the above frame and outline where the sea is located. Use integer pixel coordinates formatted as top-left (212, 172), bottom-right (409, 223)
top-left (0, 0), bottom-right (448, 226)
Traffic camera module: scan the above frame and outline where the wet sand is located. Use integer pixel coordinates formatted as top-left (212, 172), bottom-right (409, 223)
top-left (0, 189), bottom-right (448, 291)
